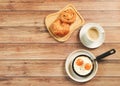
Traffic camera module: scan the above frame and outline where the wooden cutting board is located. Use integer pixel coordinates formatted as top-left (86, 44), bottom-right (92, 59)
top-left (45, 4), bottom-right (85, 42)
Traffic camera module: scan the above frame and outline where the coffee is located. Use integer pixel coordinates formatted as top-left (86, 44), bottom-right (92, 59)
top-left (87, 28), bottom-right (99, 41)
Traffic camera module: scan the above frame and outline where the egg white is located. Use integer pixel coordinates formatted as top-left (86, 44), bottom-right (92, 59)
top-left (73, 56), bottom-right (93, 76)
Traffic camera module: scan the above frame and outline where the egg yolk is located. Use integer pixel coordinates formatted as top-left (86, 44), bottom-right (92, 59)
top-left (85, 63), bottom-right (91, 70)
top-left (76, 59), bottom-right (83, 66)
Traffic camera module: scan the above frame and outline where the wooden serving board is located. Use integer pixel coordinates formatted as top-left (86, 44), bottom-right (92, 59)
top-left (45, 4), bottom-right (85, 42)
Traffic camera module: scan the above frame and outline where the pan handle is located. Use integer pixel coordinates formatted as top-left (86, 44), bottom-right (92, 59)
top-left (96, 49), bottom-right (116, 61)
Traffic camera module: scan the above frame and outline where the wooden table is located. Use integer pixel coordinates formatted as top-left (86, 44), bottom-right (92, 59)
top-left (0, 0), bottom-right (119, 86)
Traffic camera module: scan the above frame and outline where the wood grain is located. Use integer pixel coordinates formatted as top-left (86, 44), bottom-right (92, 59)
top-left (0, 0), bottom-right (120, 3)
top-left (0, 76), bottom-right (119, 86)
top-left (0, 0), bottom-right (119, 85)
top-left (0, 2), bottom-right (120, 11)
top-left (0, 11), bottom-right (120, 27)
top-left (0, 26), bottom-right (119, 43)
top-left (0, 60), bottom-right (119, 76)
top-left (0, 43), bottom-right (119, 60)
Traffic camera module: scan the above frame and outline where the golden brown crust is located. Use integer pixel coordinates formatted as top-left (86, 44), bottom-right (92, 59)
top-left (59, 9), bottom-right (76, 24)
top-left (49, 20), bottom-right (70, 37)
top-left (49, 9), bottom-right (77, 38)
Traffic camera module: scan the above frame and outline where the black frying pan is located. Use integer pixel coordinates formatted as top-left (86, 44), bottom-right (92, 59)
top-left (72, 49), bottom-right (116, 77)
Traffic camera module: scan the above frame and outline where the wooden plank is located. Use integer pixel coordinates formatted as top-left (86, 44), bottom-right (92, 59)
top-left (0, 11), bottom-right (120, 27)
top-left (0, 60), bottom-right (65, 76)
top-left (0, 60), bottom-right (119, 76)
top-left (0, 76), bottom-right (120, 86)
top-left (0, 26), bottom-right (119, 43)
top-left (0, 2), bottom-right (120, 11)
top-left (0, 43), bottom-right (119, 60)
top-left (0, 0), bottom-right (120, 3)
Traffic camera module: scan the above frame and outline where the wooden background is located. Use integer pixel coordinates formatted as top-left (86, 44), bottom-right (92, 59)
top-left (0, 0), bottom-right (120, 86)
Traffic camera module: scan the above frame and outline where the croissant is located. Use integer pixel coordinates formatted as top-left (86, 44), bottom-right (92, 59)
top-left (59, 9), bottom-right (76, 24)
top-left (50, 19), bottom-right (70, 37)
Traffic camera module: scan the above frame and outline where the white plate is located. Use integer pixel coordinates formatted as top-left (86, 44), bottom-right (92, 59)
top-left (79, 23), bottom-right (105, 48)
top-left (65, 49), bottom-right (98, 82)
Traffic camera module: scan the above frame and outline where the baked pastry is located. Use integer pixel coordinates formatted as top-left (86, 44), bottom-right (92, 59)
top-left (49, 9), bottom-right (76, 37)
top-left (45, 4), bottom-right (85, 41)
top-left (59, 9), bottom-right (76, 24)
top-left (49, 19), bottom-right (70, 37)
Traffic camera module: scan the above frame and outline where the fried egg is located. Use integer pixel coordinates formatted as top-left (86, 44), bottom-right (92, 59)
top-left (72, 55), bottom-right (93, 76)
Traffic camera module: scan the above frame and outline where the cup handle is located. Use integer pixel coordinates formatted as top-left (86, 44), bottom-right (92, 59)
top-left (96, 49), bottom-right (116, 61)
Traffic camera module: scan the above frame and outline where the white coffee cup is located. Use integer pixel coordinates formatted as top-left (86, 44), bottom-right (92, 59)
top-left (82, 24), bottom-right (104, 45)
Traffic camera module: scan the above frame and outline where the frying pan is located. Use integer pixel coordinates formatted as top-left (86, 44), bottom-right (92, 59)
top-left (72, 49), bottom-right (116, 77)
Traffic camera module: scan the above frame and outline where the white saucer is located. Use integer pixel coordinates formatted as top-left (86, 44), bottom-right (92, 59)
top-left (65, 49), bottom-right (98, 82)
top-left (79, 23), bottom-right (105, 48)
